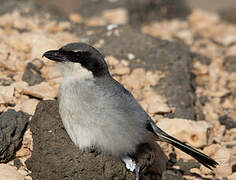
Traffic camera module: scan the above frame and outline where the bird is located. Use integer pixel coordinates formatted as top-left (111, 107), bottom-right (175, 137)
top-left (43, 42), bottom-right (218, 179)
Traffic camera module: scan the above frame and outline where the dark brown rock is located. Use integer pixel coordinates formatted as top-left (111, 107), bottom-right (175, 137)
top-left (26, 100), bottom-right (168, 180)
top-left (0, 109), bottom-right (29, 163)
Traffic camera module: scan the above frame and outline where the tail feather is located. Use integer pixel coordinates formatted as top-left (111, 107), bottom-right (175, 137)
top-left (150, 121), bottom-right (218, 170)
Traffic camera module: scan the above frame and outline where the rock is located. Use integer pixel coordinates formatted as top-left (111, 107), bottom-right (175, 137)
top-left (69, 13), bottom-right (84, 24)
top-left (26, 100), bottom-right (168, 180)
top-left (162, 170), bottom-right (185, 180)
top-left (0, 78), bottom-right (12, 86)
top-left (213, 148), bottom-right (233, 177)
top-left (203, 144), bottom-right (221, 157)
top-left (20, 98), bottom-right (40, 115)
top-left (218, 115), bottom-right (236, 129)
top-left (22, 61), bottom-right (45, 86)
top-left (102, 8), bottom-right (128, 24)
top-left (0, 85), bottom-right (14, 104)
top-left (41, 64), bottom-right (61, 81)
top-left (223, 56), bottom-right (236, 72)
top-left (0, 164), bottom-right (24, 180)
top-left (0, 109), bottom-right (29, 163)
top-left (23, 82), bottom-right (57, 99)
top-left (80, 25), bottom-right (200, 120)
top-left (157, 118), bottom-right (213, 148)
top-left (145, 94), bottom-right (170, 114)
top-left (230, 172), bottom-right (236, 180)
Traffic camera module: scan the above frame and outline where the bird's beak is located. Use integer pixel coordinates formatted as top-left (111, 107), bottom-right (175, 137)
top-left (42, 50), bottom-right (67, 62)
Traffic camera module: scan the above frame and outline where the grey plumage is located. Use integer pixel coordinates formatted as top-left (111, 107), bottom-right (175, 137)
top-left (43, 42), bottom-right (218, 170)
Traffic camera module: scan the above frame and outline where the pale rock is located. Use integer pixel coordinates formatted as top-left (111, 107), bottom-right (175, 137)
top-left (0, 85), bottom-right (14, 104)
top-left (13, 72), bottom-right (24, 82)
top-left (20, 98), bottom-right (39, 115)
top-left (48, 77), bottom-right (62, 87)
top-left (12, 81), bottom-right (29, 93)
top-left (190, 168), bottom-right (201, 174)
top-left (203, 144), bottom-right (221, 157)
top-left (123, 68), bottom-right (146, 89)
top-left (120, 59), bottom-right (129, 66)
top-left (102, 8), bottom-right (128, 25)
top-left (41, 65), bottom-right (61, 80)
top-left (69, 13), bottom-right (84, 24)
top-left (85, 17), bottom-right (107, 26)
top-left (107, 24), bottom-right (118, 31)
top-left (0, 59), bottom-right (17, 71)
top-left (230, 172), bottom-right (236, 180)
top-left (15, 60), bottom-right (27, 72)
top-left (221, 34), bottom-right (236, 46)
top-left (145, 95), bottom-right (170, 114)
top-left (15, 95), bottom-right (29, 105)
top-left (127, 53), bottom-right (135, 60)
top-left (105, 56), bottom-right (119, 66)
top-left (157, 118), bottom-right (213, 148)
top-left (16, 146), bottom-right (31, 158)
top-left (43, 21), bottom-right (70, 33)
top-left (213, 148), bottom-right (232, 177)
top-left (22, 33), bottom-right (60, 60)
top-left (113, 67), bottom-right (130, 75)
top-left (17, 169), bottom-right (28, 177)
top-left (226, 44), bottom-right (236, 56)
top-left (23, 82), bottom-right (57, 99)
top-left (131, 89), bottom-right (143, 100)
top-left (0, 164), bottom-right (24, 180)
top-left (145, 71), bottom-right (160, 86)
top-left (23, 129), bottom-right (33, 151)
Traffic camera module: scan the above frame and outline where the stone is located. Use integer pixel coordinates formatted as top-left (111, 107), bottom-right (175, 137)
top-left (0, 109), bottom-right (29, 163)
top-left (69, 13), bottom-right (84, 24)
top-left (145, 94), bottom-right (170, 114)
top-left (26, 100), bottom-right (168, 180)
top-left (230, 172), bottom-right (236, 180)
top-left (20, 98), bottom-right (39, 115)
top-left (84, 25), bottom-right (199, 120)
top-left (157, 118), bottom-right (213, 148)
top-left (105, 56), bottom-right (119, 66)
top-left (0, 85), bottom-right (14, 104)
top-left (162, 170), bottom-right (184, 180)
top-left (223, 56), bottom-right (236, 73)
top-left (102, 8), bottom-right (128, 24)
top-left (0, 164), bottom-right (24, 180)
top-left (213, 148), bottom-right (233, 177)
top-left (41, 65), bottom-right (61, 81)
top-left (203, 144), bottom-right (221, 157)
top-left (218, 115), bottom-right (236, 129)
top-left (23, 82), bottom-right (57, 99)
top-left (85, 17), bottom-right (107, 26)
top-left (22, 61), bottom-right (45, 86)
top-left (113, 66), bottom-right (130, 75)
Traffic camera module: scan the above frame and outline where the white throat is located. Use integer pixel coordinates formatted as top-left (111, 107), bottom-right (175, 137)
top-left (57, 62), bottom-right (94, 81)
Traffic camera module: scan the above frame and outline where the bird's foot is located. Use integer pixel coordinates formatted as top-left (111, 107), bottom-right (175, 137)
top-left (121, 156), bottom-right (140, 180)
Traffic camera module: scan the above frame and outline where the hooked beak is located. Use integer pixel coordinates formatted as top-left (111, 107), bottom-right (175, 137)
top-left (42, 50), bottom-right (67, 62)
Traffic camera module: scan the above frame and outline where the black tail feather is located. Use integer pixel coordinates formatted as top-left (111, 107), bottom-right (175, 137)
top-left (150, 121), bottom-right (218, 170)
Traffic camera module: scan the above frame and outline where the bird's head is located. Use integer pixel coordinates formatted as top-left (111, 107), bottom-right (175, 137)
top-left (43, 42), bottom-right (109, 78)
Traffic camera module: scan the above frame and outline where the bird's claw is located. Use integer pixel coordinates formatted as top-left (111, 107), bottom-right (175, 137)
top-left (121, 156), bottom-right (140, 180)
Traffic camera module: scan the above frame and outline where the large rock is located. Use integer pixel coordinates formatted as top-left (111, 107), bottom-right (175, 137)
top-left (0, 109), bottom-right (29, 163)
top-left (22, 60), bottom-right (45, 86)
top-left (26, 100), bottom-right (168, 180)
top-left (79, 25), bottom-right (199, 120)
top-left (0, 164), bottom-right (24, 180)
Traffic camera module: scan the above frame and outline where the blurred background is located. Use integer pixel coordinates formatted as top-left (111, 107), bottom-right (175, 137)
top-left (0, 0), bottom-right (235, 180)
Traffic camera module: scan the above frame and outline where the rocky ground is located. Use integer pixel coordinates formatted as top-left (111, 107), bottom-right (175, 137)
top-left (0, 0), bottom-right (235, 179)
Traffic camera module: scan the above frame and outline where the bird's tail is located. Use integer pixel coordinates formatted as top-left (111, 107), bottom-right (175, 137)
top-left (150, 121), bottom-right (218, 170)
